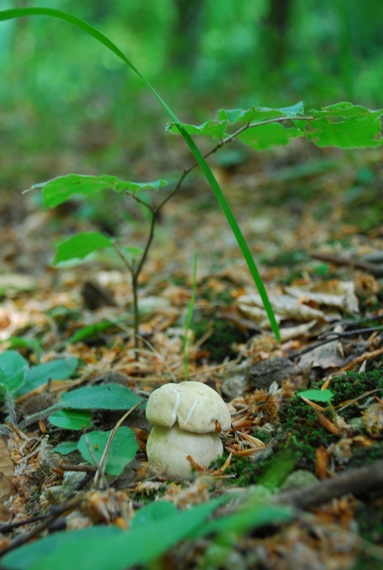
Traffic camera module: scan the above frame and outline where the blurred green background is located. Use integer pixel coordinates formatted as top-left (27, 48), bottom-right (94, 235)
top-left (1, 0), bottom-right (383, 188)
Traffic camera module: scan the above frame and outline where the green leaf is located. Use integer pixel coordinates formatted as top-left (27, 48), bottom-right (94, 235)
top-left (218, 102), bottom-right (305, 124)
top-left (299, 389), bottom-right (334, 402)
top-left (2, 526), bottom-right (122, 570)
top-left (1, 337), bottom-right (42, 358)
top-left (0, 351), bottom-right (28, 396)
top-left (130, 501), bottom-right (177, 530)
top-left (53, 232), bottom-right (114, 264)
top-left (49, 409), bottom-right (92, 430)
top-left (304, 103), bottom-right (383, 148)
top-left (198, 502), bottom-right (292, 536)
top-left (67, 321), bottom-right (117, 344)
top-left (78, 426), bottom-right (138, 475)
top-left (238, 123), bottom-right (303, 150)
top-left (50, 441), bottom-right (79, 455)
top-left (2, 499), bottom-right (221, 570)
top-left (59, 383), bottom-right (142, 410)
top-left (35, 174), bottom-right (168, 209)
top-left (166, 120), bottom-right (228, 138)
top-left (17, 358), bottom-right (78, 397)
top-left (120, 246), bottom-right (145, 263)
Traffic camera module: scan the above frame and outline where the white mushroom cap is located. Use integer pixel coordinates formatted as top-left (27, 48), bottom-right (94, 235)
top-left (145, 381), bottom-right (231, 434)
top-left (146, 424), bottom-right (223, 478)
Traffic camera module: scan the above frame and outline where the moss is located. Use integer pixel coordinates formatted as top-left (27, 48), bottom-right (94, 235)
top-left (193, 318), bottom-right (248, 363)
top-left (254, 429), bottom-right (274, 445)
top-left (349, 441), bottom-right (383, 469)
top-left (278, 395), bottom-right (338, 470)
top-left (277, 370), bottom-right (383, 471)
top-left (215, 454), bottom-right (258, 487)
top-left (317, 370), bottom-right (383, 422)
top-left (356, 499), bottom-right (383, 546)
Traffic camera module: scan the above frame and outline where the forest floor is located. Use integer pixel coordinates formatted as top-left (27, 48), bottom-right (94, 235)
top-left (0, 135), bottom-right (383, 569)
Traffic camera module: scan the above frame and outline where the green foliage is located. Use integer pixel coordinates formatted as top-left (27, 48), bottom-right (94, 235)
top-left (2, 499), bottom-right (222, 570)
top-left (237, 123), bottom-right (302, 150)
top-left (53, 232), bottom-right (114, 264)
top-left (217, 102), bottom-right (305, 123)
top-left (66, 319), bottom-right (133, 344)
top-left (0, 6), bottom-right (280, 343)
top-left (59, 383), bottom-right (142, 410)
top-left (1, 493), bottom-right (293, 570)
top-left (17, 358), bottom-right (78, 397)
top-left (305, 103), bottom-right (383, 147)
top-left (169, 102), bottom-right (383, 150)
top-left (318, 369), bottom-right (383, 421)
top-left (50, 441), bottom-right (78, 455)
top-left (0, 351), bottom-right (28, 397)
top-left (77, 426), bottom-right (138, 475)
top-left (33, 174), bottom-right (167, 209)
top-left (299, 389), bottom-right (334, 403)
top-left (166, 119), bottom-right (228, 138)
top-left (49, 409), bottom-right (92, 430)
top-left (199, 502), bottom-right (292, 537)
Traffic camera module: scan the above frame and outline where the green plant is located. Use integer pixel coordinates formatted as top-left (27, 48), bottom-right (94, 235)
top-left (1, 8), bottom-right (383, 360)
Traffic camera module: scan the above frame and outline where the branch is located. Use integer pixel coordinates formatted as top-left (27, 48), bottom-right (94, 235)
top-left (274, 460), bottom-right (383, 509)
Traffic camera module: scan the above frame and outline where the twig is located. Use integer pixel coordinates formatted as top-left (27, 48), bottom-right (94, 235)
top-left (274, 459), bottom-right (383, 509)
top-left (290, 337), bottom-right (342, 360)
top-left (318, 326), bottom-right (383, 339)
top-left (58, 461), bottom-right (97, 473)
top-left (19, 404), bottom-right (61, 430)
top-left (0, 514), bottom-right (49, 534)
top-left (0, 495), bottom-right (83, 558)
top-left (81, 429), bottom-right (109, 489)
top-left (311, 251), bottom-right (383, 276)
top-left (290, 325), bottom-right (383, 360)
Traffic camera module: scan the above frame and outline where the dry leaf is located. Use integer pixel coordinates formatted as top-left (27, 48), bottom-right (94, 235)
top-left (0, 437), bottom-right (16, 521)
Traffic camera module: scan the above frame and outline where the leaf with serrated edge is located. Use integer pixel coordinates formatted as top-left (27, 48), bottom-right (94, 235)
top-left (166, 120), bottom-right (228, 138)
top-left (36, 174), bottom-right (167, 209)
top-left (238, 123), bottom-right (303, 150)
top-left (218, 102), bottom-right (304, 124)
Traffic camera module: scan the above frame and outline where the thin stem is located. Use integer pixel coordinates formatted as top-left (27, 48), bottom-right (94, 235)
top-left (132, 271), bottom-right (140, 359)
top-left (111, 241), bottom-right (133, 272)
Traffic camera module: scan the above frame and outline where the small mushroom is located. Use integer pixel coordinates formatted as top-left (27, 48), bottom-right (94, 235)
top-left (145, 381), bottom-right (231, 478)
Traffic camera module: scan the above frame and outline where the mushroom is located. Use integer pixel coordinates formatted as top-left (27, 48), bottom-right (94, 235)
top-left (145, 381), bottom-right (231, 478)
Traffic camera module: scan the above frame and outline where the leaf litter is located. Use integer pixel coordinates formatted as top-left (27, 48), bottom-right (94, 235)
top-left (0, 140), bottom-right (383, 568)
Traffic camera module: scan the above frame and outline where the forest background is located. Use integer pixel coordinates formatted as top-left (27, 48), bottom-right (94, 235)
top-left (1, 0), bottom-right (383, 191)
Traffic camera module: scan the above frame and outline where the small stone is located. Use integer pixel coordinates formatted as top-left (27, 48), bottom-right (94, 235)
top-left (246, 356), bottom-right (301, 390)
top-left (279, 469), bottom-right (319, 491)
top-left (221, 374), bottom-right (249, 399)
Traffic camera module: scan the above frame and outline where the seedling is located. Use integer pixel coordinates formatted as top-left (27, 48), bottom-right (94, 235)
top-left (1, 8), bottom-right (383, 360)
